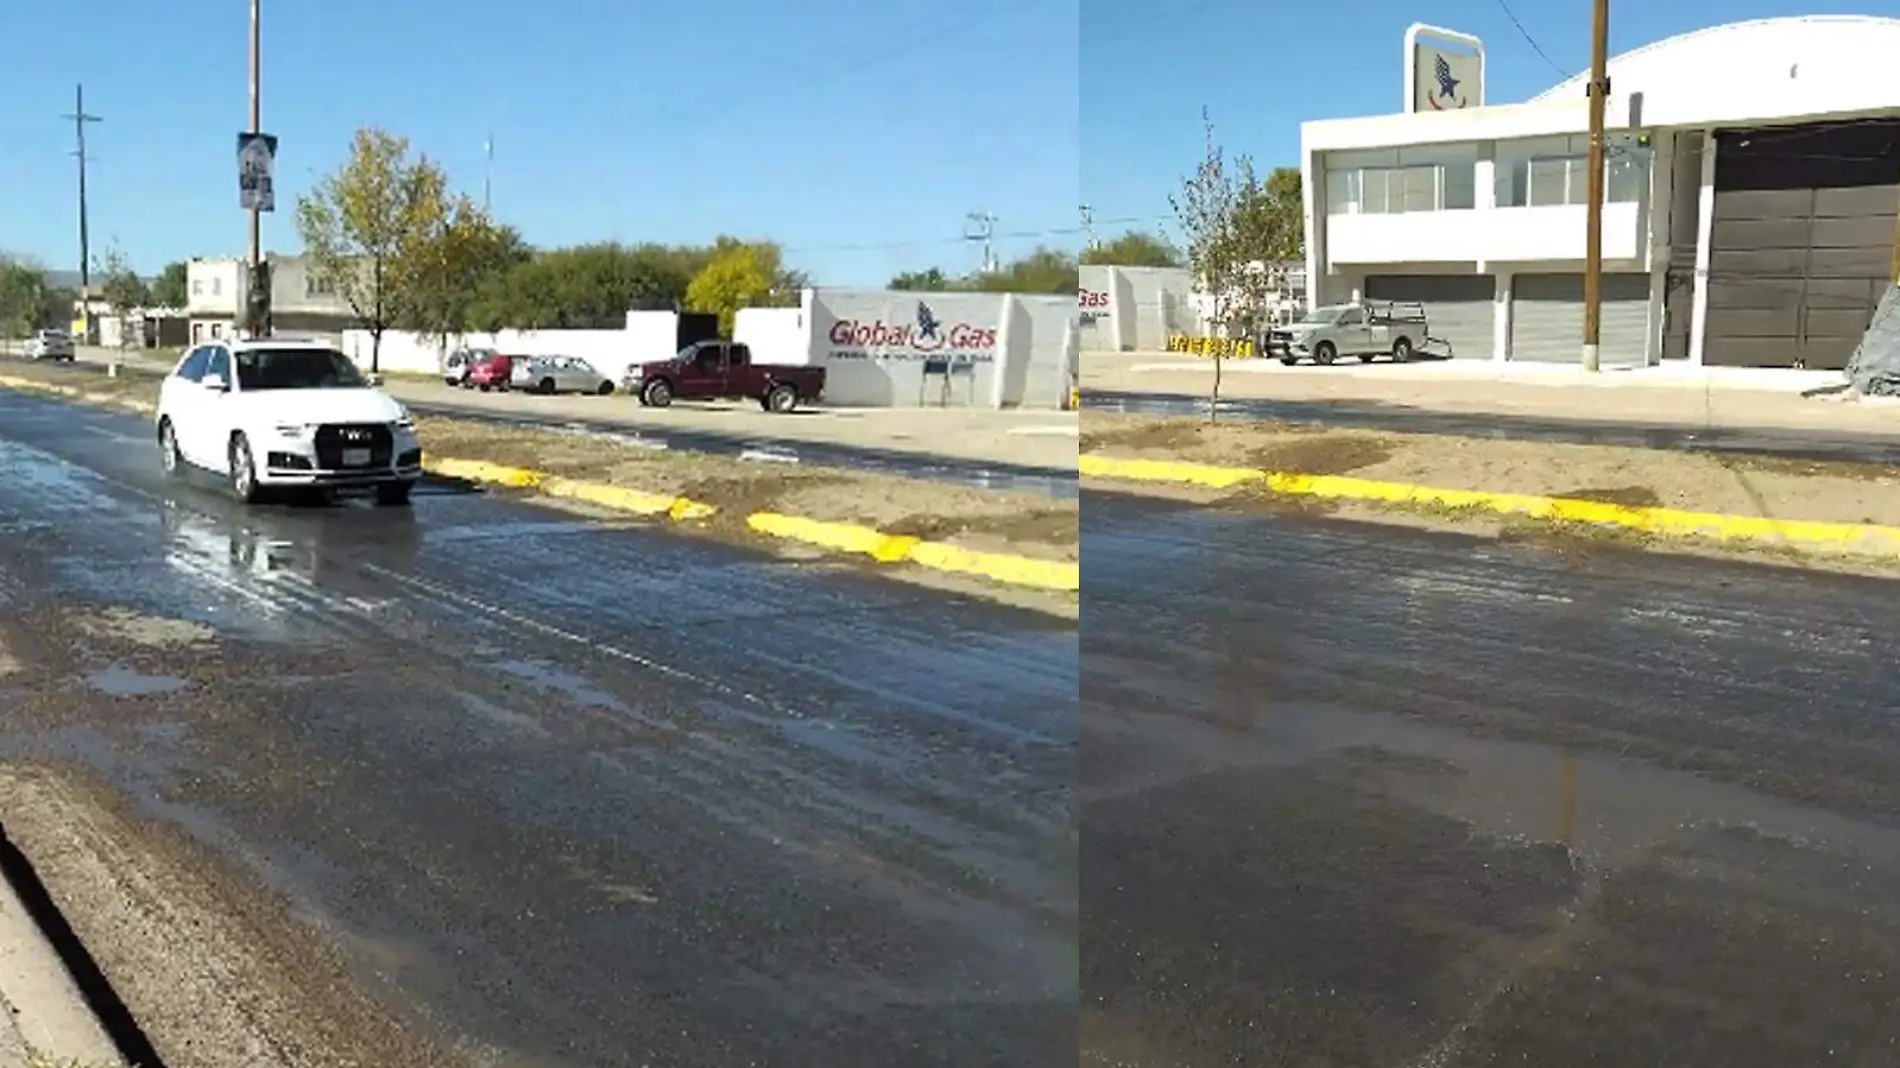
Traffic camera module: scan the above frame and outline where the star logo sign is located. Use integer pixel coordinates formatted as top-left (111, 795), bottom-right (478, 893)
top-left (1427, 53), bottom-right (1470, 110)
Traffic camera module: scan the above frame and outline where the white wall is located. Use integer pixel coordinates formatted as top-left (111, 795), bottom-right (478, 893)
top-left (1326, 202), bottom-right (1647, 267)
top-left (799, 287), bottom-right (1072, 408)
top-left (1078, 266), bottom-right (1197, 351)
top-left (340, 326), bottom-right (673, 377)
top-left (734, 306), bottom-right (812, 366)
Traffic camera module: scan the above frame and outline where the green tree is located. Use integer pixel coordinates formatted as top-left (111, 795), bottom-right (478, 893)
top-left (1082, 230), bottom-right (1182, 268)
top-left (0, 256), bottom-right (47, 347)
top-left (97, 245), bottom-right (150, 327)
top-left (890, 267), bottom-right (953, 291)
top-left (295, 127), bottom-right (456, 372)
top-left (1172, 106), bottom-right (1246, 417)
top-left (685, 238), bottom-right (804, 336)
top-left (472, 242), bottom-right (700, 330)
top-left (400, 208), bottom-right (530, 346)
top-left (970, 247), bottom-right (1080, 295)
top-left (150, 261), bottom-right (189, 309)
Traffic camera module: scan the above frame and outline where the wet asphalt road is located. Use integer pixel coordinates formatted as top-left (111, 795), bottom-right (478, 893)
top-left (1086, 387), bottom-right (1900, 465)
top-left (1, 357), bottom-right (1079, 498)
top-left (0, 388), bottom-right (1077, 1067)
top-left (1083, 491), bottom-right (1900, 1067)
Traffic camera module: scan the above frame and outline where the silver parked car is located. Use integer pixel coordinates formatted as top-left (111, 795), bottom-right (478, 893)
top-left (24, 329), bottom-right (75, 361)
top-left (512, 355), bottom-right (616, 395)
top-left (441, 346), bottom-right (495, 386)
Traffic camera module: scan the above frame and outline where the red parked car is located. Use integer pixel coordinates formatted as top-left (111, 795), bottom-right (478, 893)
top-left (465, 352), bottom-right (521, 391)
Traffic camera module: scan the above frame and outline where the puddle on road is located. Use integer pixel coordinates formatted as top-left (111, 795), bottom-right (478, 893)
top-left (493, 658), bottom-right (630, 714)
top-left (84, 664), bottom-right (189, 697)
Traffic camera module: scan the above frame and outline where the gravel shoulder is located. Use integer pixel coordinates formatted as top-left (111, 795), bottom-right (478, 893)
top-left (1082, 411), bottom-right (1900, 576)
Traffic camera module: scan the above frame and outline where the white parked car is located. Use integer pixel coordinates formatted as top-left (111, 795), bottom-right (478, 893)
top-left (23, 329), bottom-right (74, 361)
top-left (155, 337), bottom-right (423, 505)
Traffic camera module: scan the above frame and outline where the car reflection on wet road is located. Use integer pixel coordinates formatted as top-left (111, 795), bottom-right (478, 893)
top-left (0, 389), bottom-right (1077, 1067)
top-left (1083, 491), bottom-right (1900, 1067)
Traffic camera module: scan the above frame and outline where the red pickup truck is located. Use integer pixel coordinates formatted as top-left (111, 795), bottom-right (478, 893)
top-left (623, 340), bottom-right (825, 413)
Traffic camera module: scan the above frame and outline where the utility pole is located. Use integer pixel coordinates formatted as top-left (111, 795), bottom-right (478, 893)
top-left (248, 0), bottom-right (262, 270)
top-left (1580, 0), bottom-right (1610, 372)
top-left (484, 133), bottom-right (494, 213)
top-left (1080, 203), bottom-right (1097, 250)
top-left (964, 211), bottom-right (998, 275)
top-left (61, 84), bottom-right (102, 338)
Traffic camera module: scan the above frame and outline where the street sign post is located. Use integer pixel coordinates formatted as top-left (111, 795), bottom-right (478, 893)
top-left (237, 131), bottom-right (278, 212)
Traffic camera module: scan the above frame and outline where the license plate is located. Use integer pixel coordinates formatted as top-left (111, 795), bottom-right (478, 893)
top-left (340, 448), bottom-right (372, 467)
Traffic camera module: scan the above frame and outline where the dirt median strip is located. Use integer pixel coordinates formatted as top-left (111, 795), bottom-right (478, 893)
top-left (0, 370), bottom-right (1079, 596)
top-left (1081, 412), bottom-right (1900, 565)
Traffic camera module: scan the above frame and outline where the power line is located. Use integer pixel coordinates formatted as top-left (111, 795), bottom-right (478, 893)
top-left (1492, 0), bottom-right (1568, 77)
top-left (778, 214), bottom-right (1171, 256)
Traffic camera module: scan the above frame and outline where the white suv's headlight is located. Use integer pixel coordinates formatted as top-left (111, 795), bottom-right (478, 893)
top-left (274, 423), bottom-right (315, 438)
top-left (392, 408), bottom-right (415, 431)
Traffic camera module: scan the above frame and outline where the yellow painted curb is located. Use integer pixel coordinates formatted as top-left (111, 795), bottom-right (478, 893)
top-left (540, 475), bottom-right (718, 521)
top-left (422, 456), bottom-right (545, 489)
top-left (907, 539), bottom-right (1080, 591)
top-left (1081, 452), bottom-right (1900, 557)
top-left (746, 512), bottom-right (1079, 591)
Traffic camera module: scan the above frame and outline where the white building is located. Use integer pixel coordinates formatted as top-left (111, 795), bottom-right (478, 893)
top-left (1302, 15), bottom-right (1900, 370)
top-left (186, 254), bottom-right (358, 344)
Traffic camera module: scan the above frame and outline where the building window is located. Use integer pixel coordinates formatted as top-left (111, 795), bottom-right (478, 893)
top-left (191, 279), bottom-right (204, 296)
top-left (306, 274), bottom-right (335, 297)
top-left (1496, 134), bottom-right (1649, 207)
top-left (211, 278), bottom-right (223, 295)
top-left (1324, 145), bottom-right (1479, 215)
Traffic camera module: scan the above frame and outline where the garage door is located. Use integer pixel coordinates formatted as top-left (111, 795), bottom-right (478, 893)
top-left (1705, 185), bottom-right (1893, 370)
top-left (1510, 273), bottom-right (1651, 364)
top-left (1364, 275), bottom-right (1495, 359)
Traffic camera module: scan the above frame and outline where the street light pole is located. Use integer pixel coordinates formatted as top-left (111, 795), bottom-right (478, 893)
top-left (1581, 0), bottom-right (1610, 372)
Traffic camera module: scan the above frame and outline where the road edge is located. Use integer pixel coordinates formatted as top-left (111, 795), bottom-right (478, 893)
top-left (0, 831), bottom-right (124, 1067)
top-left (0, 376), bottom-right (1080, 595)
top-left (1079, 452), bottom-right (1900, 560)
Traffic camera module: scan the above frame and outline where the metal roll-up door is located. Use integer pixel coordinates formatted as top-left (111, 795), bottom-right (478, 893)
top-left (1364, 275), bottom-right (1495, 359)
top-left (1510, 272), bottom-right (1651, 364)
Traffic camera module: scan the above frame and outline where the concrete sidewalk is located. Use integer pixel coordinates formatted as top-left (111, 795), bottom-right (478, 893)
top-left (0, 862), bottom-right (121, 1066)
top-left (1083, 350), bottom-right (1900, 441)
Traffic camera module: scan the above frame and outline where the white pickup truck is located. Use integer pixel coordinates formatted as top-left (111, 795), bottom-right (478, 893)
top-left (1264, 301), bottom-right (1437, 366)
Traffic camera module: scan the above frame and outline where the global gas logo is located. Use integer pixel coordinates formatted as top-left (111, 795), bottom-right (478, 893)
top-left (827, 301), bottom-right (999, 354)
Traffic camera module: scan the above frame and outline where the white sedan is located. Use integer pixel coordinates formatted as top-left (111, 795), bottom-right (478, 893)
top-left (155, 337), bottom-right (423, 505)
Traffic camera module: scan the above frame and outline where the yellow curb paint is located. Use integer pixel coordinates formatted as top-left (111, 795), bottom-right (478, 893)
top-left (906, 539), bottom-right (1080, 592)
top-left (423, 456), bottom-right (544, 489)
top-left (539, 475), bottom-right (713, 520)
top-left (746, 513), bottom-right (919, 563)
top-left (1082, 451), bottom-right (1900, 556)
top-left (1078, 454), bottom-right (1266, 489)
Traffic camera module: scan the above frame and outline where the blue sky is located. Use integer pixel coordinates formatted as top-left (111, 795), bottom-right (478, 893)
top-left (1081, 0), bottom-right (1849, 246)
top-left (0, 0), bottom-right (1077, 286)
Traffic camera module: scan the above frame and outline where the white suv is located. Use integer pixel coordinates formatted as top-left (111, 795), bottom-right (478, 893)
top-left (155, 337), bottom-right (423, 505)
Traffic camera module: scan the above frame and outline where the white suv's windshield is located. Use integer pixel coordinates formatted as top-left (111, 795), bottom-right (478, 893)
top-left (235, 348), bottom-right (367, 391)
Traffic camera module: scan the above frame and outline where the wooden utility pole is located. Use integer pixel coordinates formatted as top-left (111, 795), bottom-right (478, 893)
top-left (1581, 0), bottom-right (1610, 372)
top-left (248, 0), bottom-right (262, 270)
top-left (61, 85), bottom-right (102, 319)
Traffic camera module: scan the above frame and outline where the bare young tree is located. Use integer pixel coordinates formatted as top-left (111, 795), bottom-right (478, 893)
top-left (1171, 107), bottom-right (1243, 419)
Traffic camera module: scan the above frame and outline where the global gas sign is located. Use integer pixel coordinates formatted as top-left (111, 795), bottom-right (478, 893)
top-left (824, 299), bottom-right (998, 362)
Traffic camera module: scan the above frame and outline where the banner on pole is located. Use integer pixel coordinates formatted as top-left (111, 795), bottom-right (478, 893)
top-left (237, 132), bottom-right (279, 212)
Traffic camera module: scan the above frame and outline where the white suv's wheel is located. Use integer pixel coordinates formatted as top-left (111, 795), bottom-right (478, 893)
top-left (229, 433), bottom-right (261, 503)
top-left (158, 420), bottom-right (182, 477)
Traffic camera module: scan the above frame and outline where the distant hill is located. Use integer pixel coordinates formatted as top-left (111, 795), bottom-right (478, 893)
top-left (38, 267), bottom-right (159, 290)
